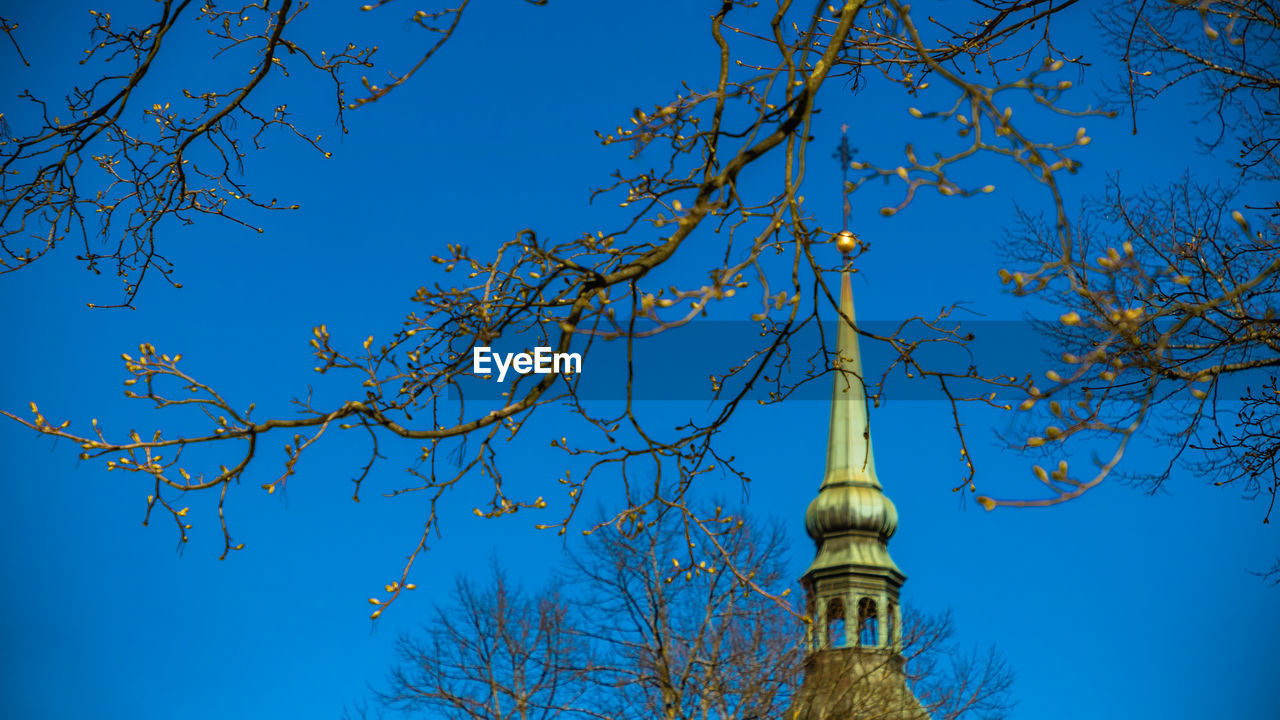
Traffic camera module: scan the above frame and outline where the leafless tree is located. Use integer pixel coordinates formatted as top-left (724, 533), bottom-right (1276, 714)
top-left (365, 509), bottom-right (1013, 720)
top-left (1101, 0), bottom-right (1278, 190)
top-left (566, 508), bottom-right (801, 720)
top-left (1, 0), bottom-right (1272, 613)
top-left (987, 2), bottom-right (1278, 538)
top-left (0, 0), bottom-right (1102, 616)
top-left (903, 609), bottom-right (1015, 720)
top-left (371, 564), bottom-right (599, 720)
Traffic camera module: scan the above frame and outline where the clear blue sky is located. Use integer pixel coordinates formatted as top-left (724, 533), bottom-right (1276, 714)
top-left (1, 2), bottom-right (1275, 719)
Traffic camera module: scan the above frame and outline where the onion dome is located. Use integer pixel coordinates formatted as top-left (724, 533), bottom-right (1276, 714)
top-left (805, 483), bottom-right (898, 541)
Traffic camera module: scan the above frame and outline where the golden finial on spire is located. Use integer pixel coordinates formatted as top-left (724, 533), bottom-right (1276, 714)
top-left (835, 229), bottom-right (858, 255)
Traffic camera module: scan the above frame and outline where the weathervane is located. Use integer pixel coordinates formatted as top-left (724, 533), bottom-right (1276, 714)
top-left (833, 124), bottom-right (858, 254)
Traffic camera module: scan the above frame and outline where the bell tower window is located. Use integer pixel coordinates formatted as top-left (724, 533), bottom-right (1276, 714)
top-left (886, 600), bottom-right (897, 650)
top-left (826, 597), bottom-right (847, 648)
top-left (857, 597), bottom-right (879, 648)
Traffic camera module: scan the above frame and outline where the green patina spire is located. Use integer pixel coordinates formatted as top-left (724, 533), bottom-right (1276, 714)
top-left (784, 139), bottom-right (926, 720)
top-left (823, 268), bottom-right (880, 491)
top-left (803, 250), bottom-right (902, 580)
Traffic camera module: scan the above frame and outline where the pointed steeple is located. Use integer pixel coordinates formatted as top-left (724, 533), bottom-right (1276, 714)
top-left (822, 268), bottom-right (881, 492)
top-left (803, 257), bottom-right (902, 583)
top-left (800, 231), bottom-right (905, 651)
top-left (784, 144), bottom-right (927, 720)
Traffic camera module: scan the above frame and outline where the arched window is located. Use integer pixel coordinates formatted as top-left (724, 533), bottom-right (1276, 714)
top-left (806, 592), bottom-right (819, 651)
top-left (826, 597), bottom-right (846, 648)
top-left (886, 601), bottom-right (897, 650)
top-left (857, 597), bottom-right (879, 647)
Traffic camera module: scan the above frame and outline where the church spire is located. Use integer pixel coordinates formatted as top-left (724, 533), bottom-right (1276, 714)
top-left (801, 230), bottom-right (904, 651)
top-left (784, 132), bottom-right (927, 720)
top-left (822, 263), bottom-right (880, 492)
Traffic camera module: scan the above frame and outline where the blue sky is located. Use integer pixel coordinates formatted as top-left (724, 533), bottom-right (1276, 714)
top-left (1, 1), bottom-right (1276, 718)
